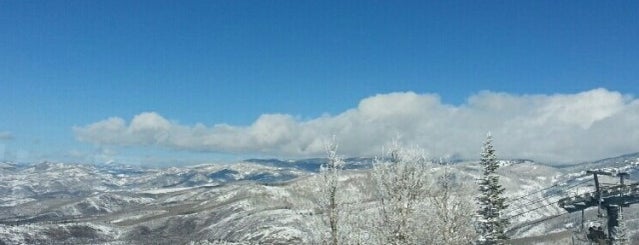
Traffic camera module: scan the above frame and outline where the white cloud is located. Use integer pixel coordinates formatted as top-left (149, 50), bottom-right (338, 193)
top-left (0, 131), bottom-right (13, 141)
top-left (73, 88), bottom-right (639, 163)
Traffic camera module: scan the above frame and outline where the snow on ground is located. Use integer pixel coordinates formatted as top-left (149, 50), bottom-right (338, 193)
top-left (0, 224), bottom-right (28, 244)
top-left (0, 197), bottom-right (36, 207)
top-left (111, 210), bottom-right (166, 224)
top-left (140, 186), bottom-right (195, 194)
top-left (215, 190), bottom-right (239, 203)
top-left (515, 222), bottom-right (548, 238)
top-left (261, 185), bottom-right (291, 198)
top-left (2, 155), bottom-right (638, 244)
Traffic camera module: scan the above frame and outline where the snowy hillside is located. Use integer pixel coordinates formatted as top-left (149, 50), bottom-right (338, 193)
top-left (1, 154), bottom-right (639, 244)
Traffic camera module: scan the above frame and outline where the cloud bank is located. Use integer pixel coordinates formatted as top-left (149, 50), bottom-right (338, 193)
top-left (74, 88), bottom-right (639, 163)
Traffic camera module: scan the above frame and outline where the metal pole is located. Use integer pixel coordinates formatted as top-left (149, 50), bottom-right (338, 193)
top-left (606, 205), bottom-right (620, 244)
top-left (593, 173), bottom-right (602, 217)
top-left (581, 209), bottom-right (585, 231)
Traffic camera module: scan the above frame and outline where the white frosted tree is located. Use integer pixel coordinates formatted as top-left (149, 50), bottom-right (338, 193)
top-left (427, 165), bottom-right (477, 245)
top-left (371, 141), bottom-right (432, 245)
top-left (475, 133), bottom-right (509, 245)
top-left (318, 138), bottom-right (345, 245)
top-left (311, 139), bottom-right (487, 244)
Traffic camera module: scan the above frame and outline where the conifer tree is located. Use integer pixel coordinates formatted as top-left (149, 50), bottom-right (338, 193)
top-left (475, 133), bottom-right (509, 245)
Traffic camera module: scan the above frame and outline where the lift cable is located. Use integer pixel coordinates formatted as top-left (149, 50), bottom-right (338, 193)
top-left (525, 211), bottom-right (569, 227)
top-left (506, 197), bottom-right (568, 219)
top-left (507, 178), bottom-right (587, 214)
top-left (506, 210), bottom-right (570, 233)
top-left (508, 183), bottom-right (559, 203)
top-left (506, 178), bottom-right (592, 215)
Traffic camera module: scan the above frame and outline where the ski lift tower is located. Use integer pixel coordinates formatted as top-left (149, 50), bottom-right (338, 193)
top-left (558, 169), bottom-right (639, 244)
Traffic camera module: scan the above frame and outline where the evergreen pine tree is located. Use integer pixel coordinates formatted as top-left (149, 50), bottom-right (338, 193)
top-left (475, 133), bottom-right (509, 245)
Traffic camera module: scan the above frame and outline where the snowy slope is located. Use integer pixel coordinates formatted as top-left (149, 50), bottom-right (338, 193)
top-left (1, 154), bottom-right (638, 244)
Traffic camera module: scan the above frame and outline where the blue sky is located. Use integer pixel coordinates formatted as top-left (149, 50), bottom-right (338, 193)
top-left (1, 1), bottom-right (638, 165)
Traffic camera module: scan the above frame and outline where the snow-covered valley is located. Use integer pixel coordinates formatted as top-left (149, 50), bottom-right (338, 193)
top-left (1, 154), bottom-right (639, 244)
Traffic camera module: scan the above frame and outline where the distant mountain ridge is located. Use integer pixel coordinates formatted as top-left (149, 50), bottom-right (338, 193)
top-left (1, 152), bottom-right (639, 244)
top-left (243, 157), bottom-right (373, 172)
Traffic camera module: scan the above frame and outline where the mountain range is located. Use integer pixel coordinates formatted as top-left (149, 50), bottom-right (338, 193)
top-left (1, 153), bottom-right (639, 244)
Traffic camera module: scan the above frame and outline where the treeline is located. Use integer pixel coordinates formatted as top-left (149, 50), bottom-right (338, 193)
top-left (315, 135), bottom-right (509, 245)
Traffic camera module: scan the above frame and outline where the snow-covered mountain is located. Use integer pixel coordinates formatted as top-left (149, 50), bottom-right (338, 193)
top-left (1, 154), bottom-right (638, 244)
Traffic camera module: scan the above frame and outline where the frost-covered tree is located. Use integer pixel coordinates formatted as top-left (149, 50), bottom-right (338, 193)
top-left (475, 133), bottom-right (509, 245)
top-left (428, 165), bottom-right (477, 245)
top-left (372, 141), bottom-right (432, 245)
top-left (319, 138), bottom-right (345, 245)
